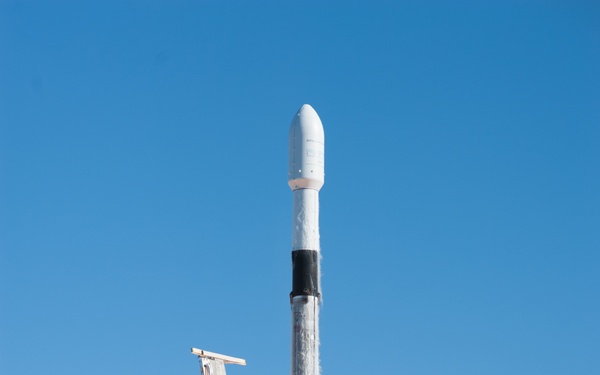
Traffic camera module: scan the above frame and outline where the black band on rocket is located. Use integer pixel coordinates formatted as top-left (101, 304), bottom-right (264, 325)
top-left (291, 249), bottom-right (320, 298)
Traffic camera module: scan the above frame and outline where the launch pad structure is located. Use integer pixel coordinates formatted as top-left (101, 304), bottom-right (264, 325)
top-left (191, 348), bottom-right (246, 375)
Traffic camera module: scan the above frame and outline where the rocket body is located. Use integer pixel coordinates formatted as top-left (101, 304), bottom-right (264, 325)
top-left (288, 105), bottom-right (324, 375)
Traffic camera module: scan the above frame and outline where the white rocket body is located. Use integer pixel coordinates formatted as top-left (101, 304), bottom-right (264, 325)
top-left (288, 104), bottom-right (324, 375)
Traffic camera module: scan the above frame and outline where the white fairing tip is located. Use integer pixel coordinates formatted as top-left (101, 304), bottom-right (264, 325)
top-left (288, 104), bottom-right (325, 191)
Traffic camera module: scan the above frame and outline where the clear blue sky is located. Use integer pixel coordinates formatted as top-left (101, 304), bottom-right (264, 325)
top-left (1, 1), bottom-right (598, 374)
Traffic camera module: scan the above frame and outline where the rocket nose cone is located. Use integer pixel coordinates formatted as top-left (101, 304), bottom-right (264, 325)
top-left (298, 104), bottom-right (315, 114)
top-left (288, 104), bottom-right (325, 191)
top-left (294, 104), bottom-right (322, 129)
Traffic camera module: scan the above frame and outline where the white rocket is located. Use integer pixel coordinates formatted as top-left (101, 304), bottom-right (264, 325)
top-left (288, 104), bottom-right (325, 375)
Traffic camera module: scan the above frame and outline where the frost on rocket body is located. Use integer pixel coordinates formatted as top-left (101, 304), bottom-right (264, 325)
top-left (291, 296), bottom-right (320, 375)
top-left (292, 189), bottom-right (320, 252)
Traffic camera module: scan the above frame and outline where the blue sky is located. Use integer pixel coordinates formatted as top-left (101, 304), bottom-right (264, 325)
top-left (1, 1), bottom-right (599, 374)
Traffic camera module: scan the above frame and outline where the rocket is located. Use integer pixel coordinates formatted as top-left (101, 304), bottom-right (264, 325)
top-left (288, 104), bottom-right (325, 375)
